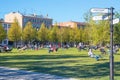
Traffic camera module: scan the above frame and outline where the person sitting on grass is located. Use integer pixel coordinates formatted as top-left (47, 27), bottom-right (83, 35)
top-left (48, 45), bottom-right (59, 53)
top-left (48, 46), bottom-right (54, 53)
top-left (88, 48), bottom-right (101, 61)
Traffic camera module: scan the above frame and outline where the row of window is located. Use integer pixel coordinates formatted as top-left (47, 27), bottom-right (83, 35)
top-left (23, 17), bottom-right (52, 24)
top-left (23, 17), bottom-right (52, 27)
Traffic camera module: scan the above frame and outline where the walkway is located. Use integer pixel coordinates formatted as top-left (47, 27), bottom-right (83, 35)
top-left (0, 67), bottom-right (77, 80)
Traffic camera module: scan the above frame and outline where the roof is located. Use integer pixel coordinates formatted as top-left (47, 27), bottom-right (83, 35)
top-left (9, 12), bottom-right (52, 19)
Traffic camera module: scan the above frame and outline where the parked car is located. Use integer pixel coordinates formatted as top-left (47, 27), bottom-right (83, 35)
top-left (0, 44), bottom-right (13, 52)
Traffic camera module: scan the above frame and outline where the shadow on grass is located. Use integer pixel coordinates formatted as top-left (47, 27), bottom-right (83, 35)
top-left (0, 54), bottom-right (120, 79)
top-left (0, 54), bottom-right (88, 61)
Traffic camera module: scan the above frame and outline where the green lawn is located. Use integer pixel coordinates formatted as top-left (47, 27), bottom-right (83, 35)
top-left (0, 48), bottom-right (120, 80)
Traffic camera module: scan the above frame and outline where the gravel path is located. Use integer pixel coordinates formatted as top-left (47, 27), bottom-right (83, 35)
top-left (0, 67), bottom-right (77, 80)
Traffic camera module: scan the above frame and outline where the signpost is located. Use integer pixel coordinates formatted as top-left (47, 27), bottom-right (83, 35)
top-left (91, 7), bottom-right (119, 80)
top-left (109, 7), bottom-right (114, 80)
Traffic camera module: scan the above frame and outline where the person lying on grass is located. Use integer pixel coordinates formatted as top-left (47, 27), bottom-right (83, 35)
top-left (88, 48), bottom-right (101, 61)
top-left (18, 45), bottom-right (27, 52)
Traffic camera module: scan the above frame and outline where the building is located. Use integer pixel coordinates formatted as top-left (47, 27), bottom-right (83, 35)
top-left (57, 21), bottom-right (86, 28)
top-left (4, 12), bottom-right (53, 29)
top-left (0, 20), bottom-right (12, 45)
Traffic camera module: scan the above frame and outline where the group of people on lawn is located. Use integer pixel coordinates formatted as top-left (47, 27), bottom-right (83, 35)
top-left (18, 42), bottom-right (119, 61)
top-left (87, 45), bottom-right (119, 61)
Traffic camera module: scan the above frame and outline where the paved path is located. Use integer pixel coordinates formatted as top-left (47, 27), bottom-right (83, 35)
top-left (0, 67), bottom-right (77, 80)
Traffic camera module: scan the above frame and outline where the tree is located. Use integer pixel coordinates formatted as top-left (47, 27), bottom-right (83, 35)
top-left (113, 11), bottom-right (120, 44)
top-left (84, 11), bottom-right (110, 45)
top-left (68, 23), bottom-right (80, 43)
top-left (59, 27), bottom-right (70, 43)
top-left (86, 20), bottom-right (96, 45)
top-left (79, 27), bottom-right (84, 42)
top-left (22, 22), bottom-right (36, 44)
top-left (84, 11), bottom-right (93, 23)
top-left (83, 11), bottom-right (94, 44)
top-left (115, 11), bottom-right (120, 18)
top-left (0, 23), bottom-right (6, 43)
top-left (49, 24), bottom-right (59, 42)
top-left (82, 26), bottom-right (90, 43)
top-left (114, 22), bottom-right (120, 44)
top-left (87, 20), bottom-right (109, 46)
top-left (69, 28), bottom-right (74, 43)
top-left (37, 23), bottom-right (48, 43)
top-left (73, 24), bottom-right (81, 43)
top-left (8, 18), bottom-right (22, 47)
top-left (97, 21), bottom-right (110, 45)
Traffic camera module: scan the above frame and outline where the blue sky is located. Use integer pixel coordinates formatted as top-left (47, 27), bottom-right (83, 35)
top-left (0, 0), bottom-right (120, 23)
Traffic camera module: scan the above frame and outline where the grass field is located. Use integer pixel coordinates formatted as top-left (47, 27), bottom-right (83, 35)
top-left (0, 48), bottom-right (120, 80)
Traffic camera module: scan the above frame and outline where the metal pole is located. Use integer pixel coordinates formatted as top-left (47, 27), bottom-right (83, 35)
top-left (109, 7), bottom-right (114, 80)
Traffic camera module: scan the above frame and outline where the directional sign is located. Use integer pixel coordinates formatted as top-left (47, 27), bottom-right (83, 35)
top-left (91, 8), bottom-right (109, 13)
top-left (92, 15), bottom-right (109, 21)
top-left (92, 16), bottom-right (103, 20)
top-left (102, 15), bottom-right (109, 20)
top-left (113, 18), bottom-right (119, 24)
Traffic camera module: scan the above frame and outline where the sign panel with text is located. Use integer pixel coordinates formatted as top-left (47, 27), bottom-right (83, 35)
top-left (92, 15), bottom-right (109, 20)
top-left (92, 16), bottom-right (103, 20)
top-left (91, 8), bottom-right (109, 13)
top-left (113, 18), bottom-right (119, 24)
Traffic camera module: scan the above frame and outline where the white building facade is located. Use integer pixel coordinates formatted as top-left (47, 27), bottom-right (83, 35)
top-left (5, 12), bottom-right (53, 29)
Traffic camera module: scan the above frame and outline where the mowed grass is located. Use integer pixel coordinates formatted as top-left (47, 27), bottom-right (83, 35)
top-left (0, 48), bottom-right (120, 80)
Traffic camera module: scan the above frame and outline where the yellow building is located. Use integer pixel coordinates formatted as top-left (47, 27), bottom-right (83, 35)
top-left (57, 21), bottom-right (86, 28)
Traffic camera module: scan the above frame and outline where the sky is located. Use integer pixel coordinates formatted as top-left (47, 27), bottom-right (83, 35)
top-left (0, 0), bottom-right (120, 23)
